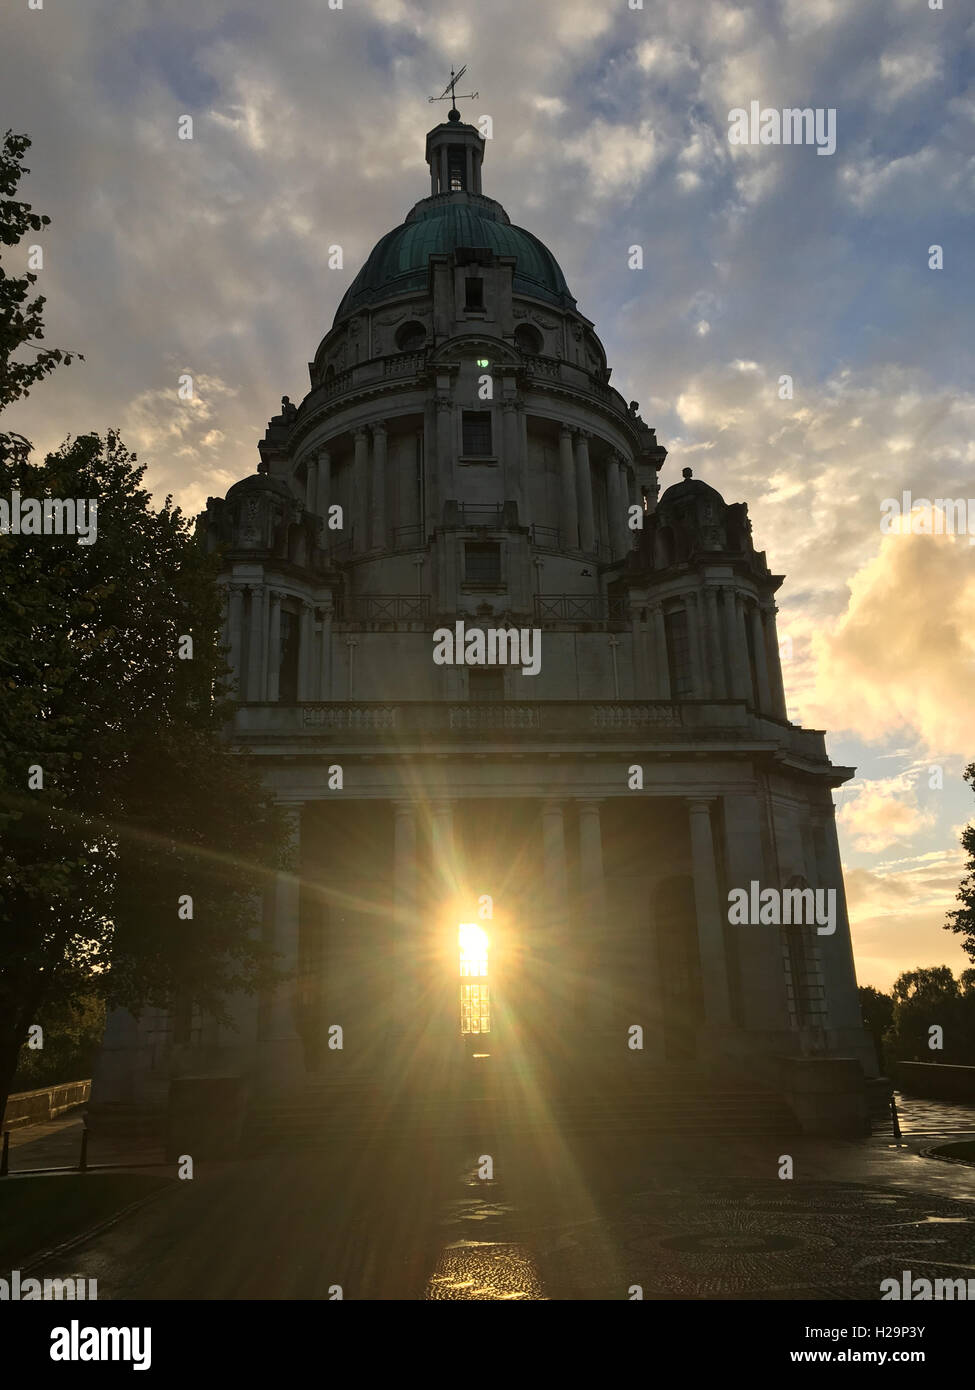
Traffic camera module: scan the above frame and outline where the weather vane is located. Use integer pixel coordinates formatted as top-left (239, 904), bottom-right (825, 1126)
top-left (429, 65), bottom-right (478, 118)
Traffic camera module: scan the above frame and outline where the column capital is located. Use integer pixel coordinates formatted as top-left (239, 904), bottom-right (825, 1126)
top-left (316, 444), bottom-right (332, 460)
top-left (541, 798), bottom-right (565, 816)
top-left (559, 423), bottom-right (574, 439)
top-left (686, 796), bottom-right (717, 813)
top-left (352, 425), bottom-right (370, 442)
top-left (575, 428), bottom-right (592, 444)
top-left (576, 797), bottom-right (605, 810)
top-left (435, 394), bottom-right (453, 413)
top-left (370, 419), bottom-right (387, 435)
top-left (270, 588), bottom-right (287, 602)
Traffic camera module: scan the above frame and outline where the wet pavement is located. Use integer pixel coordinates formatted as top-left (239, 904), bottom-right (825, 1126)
top-left (8, 1105), bottom-right (975, 1300)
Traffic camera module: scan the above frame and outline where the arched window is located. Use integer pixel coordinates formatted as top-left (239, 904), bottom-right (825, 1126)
top-left (514, 323), bottom-right (543, 355)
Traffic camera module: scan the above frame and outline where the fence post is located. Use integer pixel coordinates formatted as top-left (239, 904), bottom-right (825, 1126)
top-left (890, 1094), bottom-right (903, 1144)
top-left (78, 1124), bottom-right (88, 1173)
top-left (0, 1129), bottom-right (9, 1177)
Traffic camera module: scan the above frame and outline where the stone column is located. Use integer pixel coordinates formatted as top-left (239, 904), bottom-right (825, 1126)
top-left (352, 427), bottom-right (369, 553)
top-left (704, 586), bottom-right (724, 698)
top-left (723, 792), bottom-right (790, 1033)
top-left (246, 584), bottom-right (268, 702)
top-left (559, 425), bottom-right (579, 549)
top-left (315, 448), bottom-right (331, 525)
top-left (317, 600), bottom-right (333, 701)
top-left (435, 394), bottom-right (454, 513)
top-left (764, 605), bottom-right (788, 718)
top-left (578, 799), bottom-right (611, 1029)
top-left (814, 805), bottom-right (865, 1036)
top-left (430, 799), bottom-right (456, 902)
top-left (651, 603), bottom-right (671, 699)
top-left (345, 636), bottom-right (358, 699)
top-left (370, 421), bottom-right (387, 551)
top-left (574, 430), bottom-right (596, 553)
top-left (264, 803), bottom-right (306, 1082)
top-left (393, 801), bottom-right (419, 1014)
top-left (735, 594), bottom-right (753, 704)
top-left (267, 590), bottom-right (283, 702)
top-left (687, 798), bottom-right (731, 1024)
top-left (297, 601), bottom-right (314, 701)
top-left (305, 456), bottom-right (318, 515)
top-left (502, 399), bottom-right (523, 519)
top-left (541, 799), bottom-right (570, 1025)
top-left (605, 453), bottom-right (624, 559)
top-left (227, 584), bottom-right (245, 697)
top-left (723, 587), bottom-right (750, 700)
top-left (686, 592), bottom-right (704, 697)
top-left (749, 601), bottom-right (772, 713)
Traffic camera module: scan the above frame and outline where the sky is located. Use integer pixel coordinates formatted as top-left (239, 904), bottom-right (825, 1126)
top-left (3, 0), bottom-right (974, 992)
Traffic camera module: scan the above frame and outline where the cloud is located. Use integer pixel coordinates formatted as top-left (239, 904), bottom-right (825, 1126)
top-left (810, 531), bottom-right (975, 756)
top-left (838, 778), bottom-right (938, 853)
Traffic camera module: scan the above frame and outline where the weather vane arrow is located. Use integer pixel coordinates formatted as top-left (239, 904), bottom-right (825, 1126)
top-left (429, 65), bottom-right (478, 115)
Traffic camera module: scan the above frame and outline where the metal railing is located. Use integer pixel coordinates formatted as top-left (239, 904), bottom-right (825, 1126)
top-left (534, 594), bottom-right (628, 625)
top-left (333, 594), bottom-right (431, 623)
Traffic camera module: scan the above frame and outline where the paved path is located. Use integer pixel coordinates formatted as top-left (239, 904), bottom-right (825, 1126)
top-left (15, 1125), bottom-right (975, 1301)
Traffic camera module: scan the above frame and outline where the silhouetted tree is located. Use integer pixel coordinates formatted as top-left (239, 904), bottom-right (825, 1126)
top-left (885, 967), bottom-right (975, 1065)
top-left (0, 134), bottom-right (287, 1126)
top-left (946, 763), bottom-right (975, 965)
top-left (859, 984), bottom-right (893, 1071)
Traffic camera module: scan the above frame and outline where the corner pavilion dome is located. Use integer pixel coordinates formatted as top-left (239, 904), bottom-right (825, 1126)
top-left (333, 194), bottom-right (578, 323)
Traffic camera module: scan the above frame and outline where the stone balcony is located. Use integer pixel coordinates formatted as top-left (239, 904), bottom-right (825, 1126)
top-left (229, 700), bottom-right (847, 781)
top-left (299, 350), bottom-right (629, 426)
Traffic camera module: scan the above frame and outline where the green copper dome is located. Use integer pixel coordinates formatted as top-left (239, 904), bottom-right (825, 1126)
top-left (334, 195), bottom-right (577, 322)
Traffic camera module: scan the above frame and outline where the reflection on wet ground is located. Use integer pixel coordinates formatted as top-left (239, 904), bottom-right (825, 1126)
top-left (9, 1091), bottom-right (975, 1300)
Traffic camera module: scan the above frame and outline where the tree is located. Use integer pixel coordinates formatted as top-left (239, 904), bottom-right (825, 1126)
top-left (946, 762), bottom-right (975, 964)
top-left (0, 135), bottom-right (287, 1127)
top-left (884, 967), bottom-right (975, 1065)
top-left (859, 985), bottom-right (893, 1072)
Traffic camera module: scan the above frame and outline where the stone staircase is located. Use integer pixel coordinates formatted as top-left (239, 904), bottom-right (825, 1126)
top-left (243, 1064), bottom-right (800, 1153)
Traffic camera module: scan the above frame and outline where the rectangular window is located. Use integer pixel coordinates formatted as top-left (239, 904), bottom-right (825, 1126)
top-left (462, 410), bottom-right (492, 456)
top-left (465, 541), bottom-right (502, 585)
top-left (461, 983), bottom-right (491, 1034)
top-left (664, 609), bottom-right (693, 697)
top-left (469, 668), bottom-right (505, 701)
top-left (465, 277), bottom-right (484, 311)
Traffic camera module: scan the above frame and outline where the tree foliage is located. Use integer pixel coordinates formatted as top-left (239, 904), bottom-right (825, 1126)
top-left (884, 967), bottom-right (975, 1065)
top-left (0, 133), bottom-right (286, 1125)
top-left (945, 762), bottom-right (975, 965)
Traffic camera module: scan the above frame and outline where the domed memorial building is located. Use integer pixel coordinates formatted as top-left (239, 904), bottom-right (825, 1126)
top-left (95, 105), bottom-right (877, 1138)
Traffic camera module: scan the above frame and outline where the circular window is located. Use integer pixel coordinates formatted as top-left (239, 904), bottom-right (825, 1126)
top-left (515, 323), bottom-right (543, 355)
top-left (395, 321), bottom-right (426, 351)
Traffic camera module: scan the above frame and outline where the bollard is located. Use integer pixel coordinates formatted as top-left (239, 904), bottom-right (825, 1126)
top-left (890, 1094), bottom-right (903, 1144)
top-left (0, 1129), bottom-right (8, 1178)
top-left (79, 1124), bottom-right (88, 1173)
